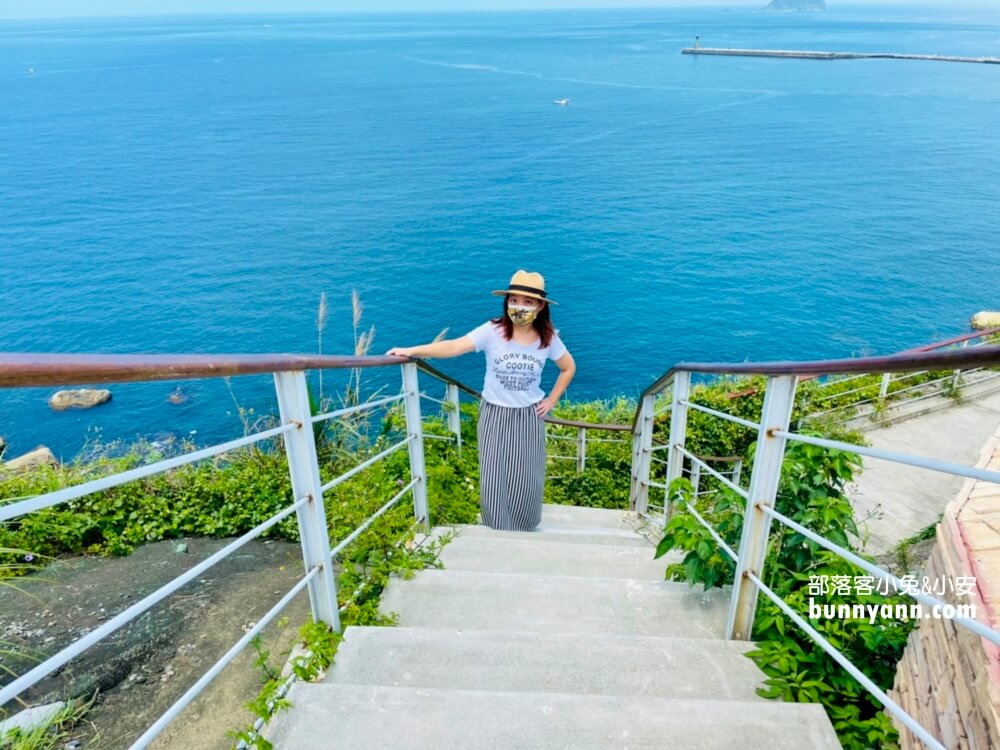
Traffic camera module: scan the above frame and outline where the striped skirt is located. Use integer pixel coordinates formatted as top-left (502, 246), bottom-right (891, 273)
top-left (477, 399), bottom-right (547, 531)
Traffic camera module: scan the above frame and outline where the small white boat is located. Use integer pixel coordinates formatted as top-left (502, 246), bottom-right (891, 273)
top-left (553, 98), bottom-right (570, 106)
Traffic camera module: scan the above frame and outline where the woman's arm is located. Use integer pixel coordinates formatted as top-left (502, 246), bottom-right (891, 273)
top-left (386, 336), bottom-right (476, 359)
top-left (537, 352), bottom-right (576, 417)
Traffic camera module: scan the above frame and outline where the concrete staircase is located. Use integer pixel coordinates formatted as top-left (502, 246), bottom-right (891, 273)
top-left (266, 504), bottom-right (841, 749)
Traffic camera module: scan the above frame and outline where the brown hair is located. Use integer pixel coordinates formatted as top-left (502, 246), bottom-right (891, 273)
top-left (489, 295), bottom-right (556, 347)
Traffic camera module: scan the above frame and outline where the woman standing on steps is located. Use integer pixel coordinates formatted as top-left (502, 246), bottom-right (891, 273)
top-left (386, 270), bottom-right (576, 531)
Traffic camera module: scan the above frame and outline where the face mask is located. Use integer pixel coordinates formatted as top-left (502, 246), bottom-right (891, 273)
top-left (507, 304), bottom-right (538, 327)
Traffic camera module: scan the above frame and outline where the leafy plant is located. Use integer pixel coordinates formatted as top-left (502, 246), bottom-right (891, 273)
top-left (656, 440), bottom-right (914, 750)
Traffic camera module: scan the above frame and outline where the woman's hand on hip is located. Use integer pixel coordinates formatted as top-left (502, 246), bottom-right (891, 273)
top-left (535, 397), bottom-right (555, 418)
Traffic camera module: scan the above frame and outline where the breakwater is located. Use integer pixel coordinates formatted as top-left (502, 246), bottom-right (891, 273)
top-left (682, 48), bottom-right (1000, 65)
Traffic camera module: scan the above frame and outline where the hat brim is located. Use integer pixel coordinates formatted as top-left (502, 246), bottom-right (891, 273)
top-left (492, 289), bottom-right (558, 306)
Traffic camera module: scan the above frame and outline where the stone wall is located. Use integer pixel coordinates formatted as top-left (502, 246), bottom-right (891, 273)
top-left (890, 426), bottom-right (1000, 749)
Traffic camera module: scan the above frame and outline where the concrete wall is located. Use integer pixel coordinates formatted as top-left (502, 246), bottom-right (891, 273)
top-left (890, 426), bottom-right (1000, 749)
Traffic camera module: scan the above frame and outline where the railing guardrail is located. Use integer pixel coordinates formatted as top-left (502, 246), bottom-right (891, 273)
top-left (628, 341), bottom-right (1000, 750)
top-left (0, 351), bottom-right (479, 748)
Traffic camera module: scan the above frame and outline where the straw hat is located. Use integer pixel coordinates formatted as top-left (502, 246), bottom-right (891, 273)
top-left (491, 269), bottom-right (559, 306)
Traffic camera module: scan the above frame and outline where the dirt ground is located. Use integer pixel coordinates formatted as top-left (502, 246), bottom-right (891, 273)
top-left (1, 537), bottom-right (314, 750)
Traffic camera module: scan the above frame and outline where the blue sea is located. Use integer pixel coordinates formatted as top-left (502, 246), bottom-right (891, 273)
top-left (1, 6), bottom-right (999, 458)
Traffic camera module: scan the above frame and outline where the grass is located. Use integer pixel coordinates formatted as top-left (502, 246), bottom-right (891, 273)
top-left (0, 698), bottom-right (95, 750)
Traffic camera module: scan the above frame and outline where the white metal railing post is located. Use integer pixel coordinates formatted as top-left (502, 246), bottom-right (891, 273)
top-left (445, 382), bottom-right (462, 454)
top-left (576, 427), bottom-right (587, 474)
top-left (634, 393), bottom-right (656, 516)
top-left (732, 459), bottom-right (743, 486)
top-left (690, 462), bottom-right (702, 496)
top-left (273, 371), bottom-right (340, 632)
top-left (879, 372), bottom-right (891, 399)
top-left (951, 339), bottom-right (968, 391)
top-left (629, 422), bottom-right (642, 511)
top-left (664, 371), bottom-right (691, 523)
top-left (401, 363), bottom-right (430, 529)
top-left (726, 374), bottom-right (797, 641)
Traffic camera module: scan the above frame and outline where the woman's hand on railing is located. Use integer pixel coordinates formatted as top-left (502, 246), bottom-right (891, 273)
top-left (386, 347), bottom-right (416, 358)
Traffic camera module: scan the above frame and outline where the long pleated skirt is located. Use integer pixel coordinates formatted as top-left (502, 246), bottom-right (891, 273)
top-left (477, 399), bottom-right (547, 531)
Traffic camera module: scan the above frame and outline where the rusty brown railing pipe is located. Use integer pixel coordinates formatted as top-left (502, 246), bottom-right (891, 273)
top-left (907, 325), bottom-right (1000, 353)
top-left (543, 416), bottom-right (632, 432)
top-left (0, 352), bottom-right (418, 389)
top-left (630, 344), bottom-right (1000, 433)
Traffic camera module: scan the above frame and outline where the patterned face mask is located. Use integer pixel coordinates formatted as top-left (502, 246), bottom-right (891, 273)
top-left (507, 304), bottom-right (538, 327)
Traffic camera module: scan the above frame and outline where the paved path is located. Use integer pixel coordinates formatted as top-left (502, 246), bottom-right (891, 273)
top-left (850, 390), bottom-right (1000, 554)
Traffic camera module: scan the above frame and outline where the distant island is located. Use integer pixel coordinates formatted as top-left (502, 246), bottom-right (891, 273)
top-left (765, 0), bottom-right (827, 11)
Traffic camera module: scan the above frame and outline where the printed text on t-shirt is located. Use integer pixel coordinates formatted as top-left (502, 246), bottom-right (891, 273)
top-left (493, 352), bottom-right (544, 392)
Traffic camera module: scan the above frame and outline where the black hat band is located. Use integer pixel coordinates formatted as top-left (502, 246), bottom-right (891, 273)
top-left (507, 284), bottom-right (547, 298)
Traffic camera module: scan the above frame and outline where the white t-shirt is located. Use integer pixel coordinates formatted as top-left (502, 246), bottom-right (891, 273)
top-left (465, 321), bottom-right (568, 408)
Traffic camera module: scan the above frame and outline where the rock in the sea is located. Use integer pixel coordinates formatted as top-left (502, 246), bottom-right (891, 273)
top-left (970, 311), bottom-right (1000, 331)
top-left (5, 445), bottom-right (58, 471)
top-left (167, 387), bottom-right (188, 405)
top-left (765, 0), bottom-right (826, 10)
top-left (49, 388), bottom-right (112, 411)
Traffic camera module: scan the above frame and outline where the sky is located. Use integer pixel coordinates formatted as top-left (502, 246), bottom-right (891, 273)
top-left (0, 0), bottom-right (983, 21)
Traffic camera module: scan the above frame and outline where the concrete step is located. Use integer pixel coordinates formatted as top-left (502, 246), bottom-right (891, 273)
top-left (539, 503), bottom-right (640, 530)
top-left (436, 533), bottom-right (681, 579)
top-left (430, 523), bottom-right (652, 549)
top-left (267, 683), bottom-right (842, 749)
top-left (326, 626), bottom-right (767, 701)
top-left (378, 569), bottom-right (729, 639)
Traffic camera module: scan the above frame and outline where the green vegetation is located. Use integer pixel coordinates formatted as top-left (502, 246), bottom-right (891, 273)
top-left (657, 446), bottom-right (913, 750)
top-left (890, 516), bottom-right (942, 573)
top-left (542, 396), bottom-right (634, 510)
top-left (0, 368), bottom-right (917, 749)
top-left (799, 368), bottom-right (974, 427)
top-left (0, 698), bottom-right (94, 750)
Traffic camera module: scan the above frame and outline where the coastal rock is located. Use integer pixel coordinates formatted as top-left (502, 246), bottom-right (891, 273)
top-left (765, 0), bottom-right (826, 11)
top-left (970, 311), bottom-right (1000, 330)
top-left (167, 387), bottom-right (188, 405)
top-left (49, 388), bottom-right (112, 411)
top-left (4, 445), bottom-right (58, 471)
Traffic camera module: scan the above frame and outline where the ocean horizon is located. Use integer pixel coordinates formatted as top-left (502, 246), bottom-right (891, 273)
top-left (1, 5), bottom-right (998, 457)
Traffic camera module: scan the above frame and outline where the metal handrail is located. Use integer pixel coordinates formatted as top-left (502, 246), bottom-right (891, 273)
top-left (760, 503), bottom-right (1000, 647)
top-left (311, 393), bottom-right (406, 424)
top-left (679, 400), bottom-right (760, 431)
top-left (0, 352), bottom-right (410, 388)
top-left (628, 327), bottom-right (1000, 434)
top-left (413, 359), bottom-right (481, 399)
top-left (0, 355), bottom-right (481, 749)
top-left (772, 430), bottom-right (1000, 485)
top-left (0, 342), bottom-right (645, 748)
top-left (0, 495), bottom-right (311, 707)
top-left (330, 477), bottom-right (420, 557)
top-left (543, 416), bottom-right (632, 431)
top-left (132, 566), bottom-right (321, 749)
top-left (675, 343), bottom-right (1000, 380)
top-left (0, 421), bottom-right (296, 522)
top-left (320, 435), bottom-right (414, 493)
top-left (908, 325), bottom-right (1000, 352)
top-left (806, 366), bottom-right (1000, 422)
top-left (629, 340), bottom-right (1000, 750)
top-left (677, 447), bottom-right (748, 499)
top-left (745, 570), bottom-right (946, 750)
top-left (630, 342), bottom-right (1000, 432)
